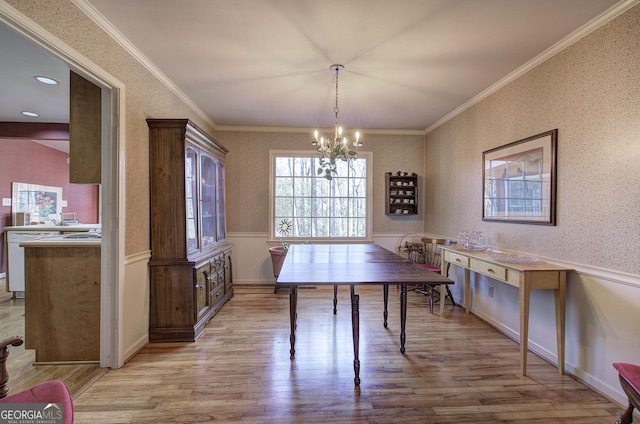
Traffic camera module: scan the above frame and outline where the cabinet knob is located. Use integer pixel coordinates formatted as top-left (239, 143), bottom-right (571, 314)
top-left (216, 291), bottom-right (221, 298)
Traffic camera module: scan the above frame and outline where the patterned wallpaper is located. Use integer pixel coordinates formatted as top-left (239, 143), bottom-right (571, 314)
top-left (425, 3), bottom-right (640, 274)
top-left (213, 130), bottom-right (426, 235)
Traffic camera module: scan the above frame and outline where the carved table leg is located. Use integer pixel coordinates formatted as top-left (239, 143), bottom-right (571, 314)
top-left (350, 285), bottom-right (361, 386)
top-left (333, 284), bottom-right (338, 314)
top-left (289, 285), bottom-right (298, 359)
top-left (400, 284), bottom-right (407, 353)
top-left (616, 402), bottom-right (634, 424)
top-left (383, 284), bottom-right (389, 328)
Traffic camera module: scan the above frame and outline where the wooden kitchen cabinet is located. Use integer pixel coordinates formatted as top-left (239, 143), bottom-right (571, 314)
top-left (147, 119), bottom-right (233, 342)
top-left (69, 70), bottom-right (101, 184)
top-left (23, 243), bottom-right (101, 363)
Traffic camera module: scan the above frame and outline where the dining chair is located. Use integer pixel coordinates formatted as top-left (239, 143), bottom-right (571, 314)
top-left (404, 238), bottom-right (456, 313)
top-left (613, 362), bottom-right (640, 424)
top-left (0, 335), bottom-right (74, 423)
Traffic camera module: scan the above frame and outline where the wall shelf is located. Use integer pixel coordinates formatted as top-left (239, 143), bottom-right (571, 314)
top-left (385, 172), bottom-right (418, 216)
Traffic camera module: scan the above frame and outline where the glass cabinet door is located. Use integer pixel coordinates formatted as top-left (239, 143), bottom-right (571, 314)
top-left (200, 153), bottom-right (217, 248)
top-left (185, 146), bottom-right (199, 253)
top-left (217, 162), bottom-right (226, 241)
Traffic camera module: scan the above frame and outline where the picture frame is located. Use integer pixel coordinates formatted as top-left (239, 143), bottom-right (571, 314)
top-left (482, 129), bottom-right (557, 225)
top-left (11, 182), bottom-right (63, 225)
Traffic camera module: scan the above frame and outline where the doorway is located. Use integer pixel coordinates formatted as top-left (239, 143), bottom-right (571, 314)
top-left (0, 8), bottom-right (124, 368)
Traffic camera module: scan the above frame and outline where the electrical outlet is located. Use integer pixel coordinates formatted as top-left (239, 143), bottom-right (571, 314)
top-left (2, 198), bottom-right (11, 206)
top-left (488, 285), bottom-right (494, 298)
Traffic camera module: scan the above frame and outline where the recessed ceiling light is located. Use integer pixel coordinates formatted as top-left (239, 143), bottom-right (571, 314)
top-left (34, 76), bottom-right (59, 85)
top-left (21, 111), bottom-right (39, 117)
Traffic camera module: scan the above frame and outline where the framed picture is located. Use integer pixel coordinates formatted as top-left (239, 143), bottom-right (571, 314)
top-left (482, 129), bottom-right (557, 225)
top-left (12, 182), bottom-right (63, 225)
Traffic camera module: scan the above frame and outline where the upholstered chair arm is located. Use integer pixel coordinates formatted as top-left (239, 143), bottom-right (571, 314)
top-left (1, 335), bottom-right (24, 399)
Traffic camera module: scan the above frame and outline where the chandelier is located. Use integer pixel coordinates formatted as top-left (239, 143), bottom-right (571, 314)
top-left (312, 64), bottom-right (363, 179)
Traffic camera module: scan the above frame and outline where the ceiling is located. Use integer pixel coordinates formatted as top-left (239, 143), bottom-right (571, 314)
top-left (0, 0), bottom-right (624, 133)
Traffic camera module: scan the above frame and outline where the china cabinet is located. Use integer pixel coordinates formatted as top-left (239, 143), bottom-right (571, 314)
top-left (147, 119), bottom-right (233, 342)
top-left (385, 172), bottom-right (418, 216)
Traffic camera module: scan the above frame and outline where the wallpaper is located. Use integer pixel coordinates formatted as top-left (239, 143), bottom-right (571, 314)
top-left (214, 130), bottom-right (426, 235)
top-left (424, 3), bottom-right (640, 275)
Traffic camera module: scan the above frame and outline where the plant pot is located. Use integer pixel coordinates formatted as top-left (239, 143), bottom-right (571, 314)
top-left (269, 246), bottom-right (287, 278)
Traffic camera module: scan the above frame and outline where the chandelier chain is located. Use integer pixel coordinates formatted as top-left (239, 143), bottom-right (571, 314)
top-left (334, 66), bottom-right (340, 124)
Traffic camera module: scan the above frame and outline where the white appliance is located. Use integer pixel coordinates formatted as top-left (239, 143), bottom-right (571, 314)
top-left (6, 231), bottom-right (57, 298)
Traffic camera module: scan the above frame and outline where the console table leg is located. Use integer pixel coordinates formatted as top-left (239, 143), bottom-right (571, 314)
top-left (400, 284), bottom-right (407, 354)
top-left (350, 285), bottom-right (361, 386)
top-left (555, 273), bottom-right (567, 375)
top-left (383, 284), bottom-right (389, 328)
top-left (464, 268), bottom-right (471, 313)
top-left (333, 285), bottom-right (338, 314)
top-left (289, 286), bottom-right (298, 359)
top-left (519, 276), bottom-right (531, 376)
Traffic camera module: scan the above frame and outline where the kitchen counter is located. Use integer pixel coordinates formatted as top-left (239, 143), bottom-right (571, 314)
top-left (4, 223), bottom-right (100, 232)
top-left (3, 224), bottom-right (100, 298)
top-left (19, 232), bottom-right (101, 247)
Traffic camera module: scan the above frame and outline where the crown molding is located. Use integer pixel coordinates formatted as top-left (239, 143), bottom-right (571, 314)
top-left (71, 0), bottom-right (216, 129)
top-left (213, 125), bottom-right (425, 136)
top-left (425, 0), bottom-right (640, 134)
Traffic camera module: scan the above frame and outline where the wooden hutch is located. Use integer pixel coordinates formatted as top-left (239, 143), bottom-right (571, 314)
top-left (147, 119), bottom-right (233, 342)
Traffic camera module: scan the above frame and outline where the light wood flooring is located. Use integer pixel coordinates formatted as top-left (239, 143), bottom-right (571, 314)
top-left (2, 282), bottom-right (626, 423)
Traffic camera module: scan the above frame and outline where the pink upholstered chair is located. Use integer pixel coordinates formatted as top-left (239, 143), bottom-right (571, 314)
top-left (0, 336), bottom-right (74, 424)
top-left (613, 362), bottom-right (640, 424)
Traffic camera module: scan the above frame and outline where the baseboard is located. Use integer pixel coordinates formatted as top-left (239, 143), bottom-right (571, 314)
top-left (123, 334), bottom-right (149, 365)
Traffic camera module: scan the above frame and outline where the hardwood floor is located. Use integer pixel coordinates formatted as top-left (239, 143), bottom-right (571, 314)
top-left (3, 283), bottom-right (625, 423)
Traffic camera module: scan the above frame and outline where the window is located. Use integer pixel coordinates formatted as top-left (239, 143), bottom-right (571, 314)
top-left (270, 150), bottom-right (372, 242)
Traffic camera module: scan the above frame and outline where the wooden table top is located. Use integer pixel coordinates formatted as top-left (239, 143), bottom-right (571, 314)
top-left (276, 243), bottom-right (453, 286)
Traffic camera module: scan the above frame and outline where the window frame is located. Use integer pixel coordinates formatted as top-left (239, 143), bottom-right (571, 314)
top-left (269, 150), bottom-right (373, 243)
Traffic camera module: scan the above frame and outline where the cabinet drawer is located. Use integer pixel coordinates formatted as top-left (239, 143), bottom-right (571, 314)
top-left (470, 259), bottom-right (507, 281)
top-left (211, 254), bottom-right (225, 272)
top-left (446, 251), bottom-right (470, 268)
top-left (210, 279), bottom-right (225, 303)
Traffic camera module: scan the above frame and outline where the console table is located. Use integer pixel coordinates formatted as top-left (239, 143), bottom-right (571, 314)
top-left (440, 246), bottom-right (572, 376)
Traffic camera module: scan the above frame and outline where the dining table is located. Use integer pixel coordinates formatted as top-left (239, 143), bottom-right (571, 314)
top-left (276, 243), bottom-right (454, 386)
